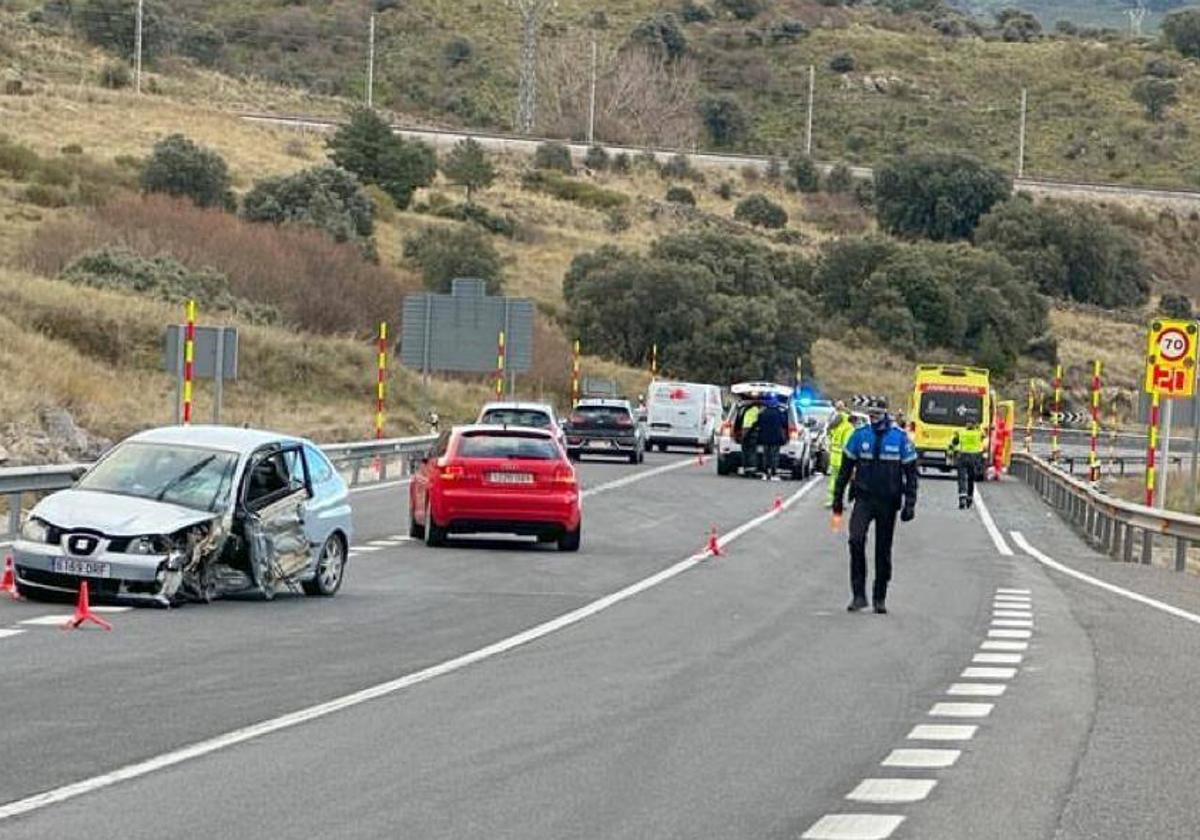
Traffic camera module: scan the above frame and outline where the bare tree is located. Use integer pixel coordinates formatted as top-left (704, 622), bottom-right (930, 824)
top-left (507, 0), bottom-right (556, 134)
top-left (540, 41), bottom-right (701, 148)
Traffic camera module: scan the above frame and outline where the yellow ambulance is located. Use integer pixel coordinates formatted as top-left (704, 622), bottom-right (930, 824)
top-left (908, 364), bottom-right (993, 476)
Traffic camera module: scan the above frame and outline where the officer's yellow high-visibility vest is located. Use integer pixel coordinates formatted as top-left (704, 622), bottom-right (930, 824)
top-left (959, 426), bottom-right (984, 455)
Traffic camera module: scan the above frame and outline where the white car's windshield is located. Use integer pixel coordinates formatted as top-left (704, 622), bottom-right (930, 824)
top-left (78, 442), bottom-right (238, 512)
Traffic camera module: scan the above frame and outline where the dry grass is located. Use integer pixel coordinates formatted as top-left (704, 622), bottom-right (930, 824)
top-left (810, 336), bottom-right (914, 410)
top-left (0, 269), bottom-right (493, 444)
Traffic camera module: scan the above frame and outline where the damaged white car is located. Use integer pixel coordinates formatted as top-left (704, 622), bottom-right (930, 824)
top-left (12, 426), bottom-right (353, 606)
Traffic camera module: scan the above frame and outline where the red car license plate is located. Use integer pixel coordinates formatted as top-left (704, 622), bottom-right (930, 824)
top-left (486, 472), bottom-right (533, 485)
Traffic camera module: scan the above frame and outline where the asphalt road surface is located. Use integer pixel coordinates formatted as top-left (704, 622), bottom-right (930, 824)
top-left (2, 452), bottom-right (1200, 839)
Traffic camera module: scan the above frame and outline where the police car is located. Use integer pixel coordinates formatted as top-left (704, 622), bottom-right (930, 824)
top-left (716, 382), bottom-right (815, 479)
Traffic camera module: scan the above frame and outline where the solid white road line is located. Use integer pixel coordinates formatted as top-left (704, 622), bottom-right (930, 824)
top-left (980, 640), bottom-right (1028, 652)
top-left (580, 457), bottom-right (695, 498)
top-left (846, 779), bottom-right (937, 804)
top-left (948, 683), bottom-right (1007, 697)
top-left (988, 628), bottom-right (1033, 640)
top-left (929, 702), bottom-right (994, 718)
top-left (962, 667), bottom-right (1018, 680)
top-left (0, 478), bottom-right (820, 822)
top-left (0, 629), bottom-right (24, 640)
top-left (882, 748), bottom-right (960, 769)
top-left (1012, 531), bottom-right (1200, 628)
top-left (974, 653), bottom-right (1023, 665)
top-left (367, 539), bottom-right (408, 548)
top-left (907, 724), bottom-right (977, 741)
top-left (974, 490), bottom-right (1014, 555)
top-left (90, 607), bottom-right (131, 614)
top-left (996, 588), bottom-right (1031, 594)
top-left (801, 814), bottom-right (905, 840)
top-left (991, 619), bottom-right (1034, 628)
top-left (19, 615), bottom-right (74, 626)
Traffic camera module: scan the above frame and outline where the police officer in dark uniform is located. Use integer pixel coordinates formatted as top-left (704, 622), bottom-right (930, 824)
top-left (831, 400), bottom-right (919, 615)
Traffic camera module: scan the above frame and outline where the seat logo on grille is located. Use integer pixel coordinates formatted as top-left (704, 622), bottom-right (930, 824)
top-left (67, 534), bottom-right (99, 556)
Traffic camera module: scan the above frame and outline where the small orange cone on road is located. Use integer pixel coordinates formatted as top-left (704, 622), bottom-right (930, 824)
top-left (772, 496), bottom-right (784, 513)
top-left (696, 452), bottom-right (707, 467)
top-left (705, 525), bottom-right (722, 557)
top-left (61, 581), bottom-right (113, 631)
top-left (0, 555), bottom-right (19, 601)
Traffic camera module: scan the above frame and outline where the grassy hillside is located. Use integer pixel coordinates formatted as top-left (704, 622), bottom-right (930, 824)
top-left (9, 2), bottom-right (1200, 188)
top-left (954, 1), bottom-right (1183, 31)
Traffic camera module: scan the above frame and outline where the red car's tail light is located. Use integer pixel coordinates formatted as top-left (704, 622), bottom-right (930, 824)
top-left (551, 467), bottom-right (577, 486)
top-left (440, 465), bottom-right (466, 481)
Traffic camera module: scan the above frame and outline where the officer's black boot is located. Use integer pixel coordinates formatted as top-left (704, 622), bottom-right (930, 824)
top-left (873, 582), bottom-right (888, 614)
top-left (847, 595), bottom-right (868, 612)
top-left (873, 599), bottom-right (887, 614)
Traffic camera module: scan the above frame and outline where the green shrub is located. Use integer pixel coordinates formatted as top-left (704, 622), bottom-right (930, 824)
top-left (829, 52), bottom-right (856, 73)
top-left (431, 202), bottom-right (517, 237)
top-left (327, 108), bottom-right (437, 210)
top-left (533, 141), bottom-right (573, 173)
top-left (584, 145), bottom-right (610, 171)
top-left (680, 0), bottom-right (714, 23)
top-left (1160, 293), bottom-right (1193, 319)
top-left (99, 61), bottom-right (131, 89)
top-left (36, 159), bottom-right (74, 188)
top-left (79, 0), bottom-right (169, 60)
top-left (660, 153), bottom-right (694, 181)
top-left (604, 209), bottom-right (631, 233)
top-left (242, 166), bottom-right (374, 244)
top-left (60, 247), bottom-right (280, 323)
top-left (630, 13), bottom-right (689, 61)
top-left (141, 134), bottom-right (235, 211)
top-left (612, 152), bottom-right (631, 174)
top-left (0, 135), bottom-right (40, 179)
top-left (788, 155), bottom-right (820, 193)
top-left (824, 163), bottom-right (854, 194)
top-left (717, 0), bottom-right (765, 21)
top-left (403, 225), bottom-right (504, 293)
top-left (874, 153), bottom-right (1010, 241)
top-left (665, 185), bottom-right (696, 205)
top-left (521, 170), bottom-right (629, 210)
top-left (700, 96), bottom-right (748, 147)
top-left (60, 144), bottom-right (83, 156)
top-left (734, 193), bottom-right (788, 228)
top-left (21, 183), bottom-right (70, 208)
top-left (1163, 9), bottom-right (1200, 59)
top-left (716, 180), bottom-right (735, 200)
top-left (363, 184), bottom-right (396, 223)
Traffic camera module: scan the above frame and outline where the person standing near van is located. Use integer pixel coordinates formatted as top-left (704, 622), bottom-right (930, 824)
top-left (741, 402), bottom-right (762, 475)
top-left (832, 402), bottom-right (918, 615)
top-left (755, 394), bottom-right (788, 480)
top-left (826, 402), bottom-right (855, 508)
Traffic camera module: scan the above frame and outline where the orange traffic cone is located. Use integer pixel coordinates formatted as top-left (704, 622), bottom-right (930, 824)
top-left (772, 496), bottom-right (784, 513)
top-left (696, 452), bottom-right (707, 467)
top-left (0, 555), bottom-right (19, 600)
top-left (705, 525), bottom-right (722, 557)
top-left (61, 581), bottom-right (112, 631)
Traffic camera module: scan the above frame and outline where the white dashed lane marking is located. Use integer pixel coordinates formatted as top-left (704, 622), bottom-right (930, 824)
top-left (996, 587), bottom-right (1031, 595)
top-left (974, 652), bottom-right (1023, 665)
top-left (366, 538), bottom-right (411, 547)
top-left (981, 639), bottom-right (1028, 652)
top-left (0, 629), bottom-right (24, 640)
top-left (846, 779), bottom-right (937, 804)
top-left (20, 615), bottom-right (76, 626)
top-left (988, 628), bottom-right (1033, 640)
top-left (991, 619), bottom-right (1034, 628)
top-left (907, 724), bottom-right (977, 741)
top-left (930, 702), bottom-right (994, 718)
top-left (801, 814), bottom-right (905, 840)
top-left (962, 666), bottom-right (1018, 680)
top-left (948, 682), bottom-right (1007, 697)
top-left (882, 748), bottom-right (960, 769)
top-left (993, 610), bottom-right (1033, 619)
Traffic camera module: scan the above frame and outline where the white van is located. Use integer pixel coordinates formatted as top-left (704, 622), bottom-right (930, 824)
top-left (646, 380), bottom-right (724, 453)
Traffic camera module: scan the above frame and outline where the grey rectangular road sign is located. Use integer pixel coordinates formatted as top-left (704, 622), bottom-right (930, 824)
top-left (164, 326), bottom-right (239, 380)
top-left (401, 280), bottom-right (533, 375)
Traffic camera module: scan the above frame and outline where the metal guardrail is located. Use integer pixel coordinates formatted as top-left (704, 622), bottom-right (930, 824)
top-left (1056, 453), bottom-right (1183, 478)
top-left (1010, 452), bottom-right (1200, 573)
top-left (0, 435), bottom-right (437, 542)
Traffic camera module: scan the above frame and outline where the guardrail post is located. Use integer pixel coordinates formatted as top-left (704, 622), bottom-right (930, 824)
top-left (1100, 514), bottom-right (1113, 553)
top-left (1175, 537), bottom-right (1188, 572)
top-left (351, 461), bottom-right (362, 487)
top-left (5, 492), bottom-right (20, 539)
top-left (1141, 529), bottom-right (1154, 566)
top-left (1123, 526), bottom-right (1134, 563)
top-left (1110, 521), bottom-right (1124, 559)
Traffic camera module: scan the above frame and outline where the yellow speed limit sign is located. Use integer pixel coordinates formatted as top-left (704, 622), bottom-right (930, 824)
top-left (1145, 319), bottom-right (1198, 398)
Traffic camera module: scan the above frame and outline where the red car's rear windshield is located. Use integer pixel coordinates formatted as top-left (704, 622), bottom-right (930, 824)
top-left (458, 432), bottom-right (559, 460)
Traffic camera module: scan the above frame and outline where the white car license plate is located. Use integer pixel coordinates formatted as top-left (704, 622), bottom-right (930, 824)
top-left (487, 472), bottom-right (533, 485)
top-left (52, 558), bottom-right (111, 578)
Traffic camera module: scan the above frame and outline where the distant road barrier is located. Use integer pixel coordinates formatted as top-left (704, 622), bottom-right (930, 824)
top-left (0, 435), bottom-right (437, 542)
top-left (237, 112), bottom-right (1200, 206)
top-left (1010, 452), bottom-right (1199, 573)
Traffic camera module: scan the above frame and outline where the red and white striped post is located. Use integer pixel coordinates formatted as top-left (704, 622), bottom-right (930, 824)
top-left (375, 322), bottom-right (388, 440)
top-left (571, 340), bottom-right (581, 406)
top-left (182, 300), bottom-right (196, 426)
top-left (1146, 392), bottom-right (1161, 507)
top-left (496, 331), bottom-right (506, 398)
top-left (1089, 360), bottom-right (1102, 482)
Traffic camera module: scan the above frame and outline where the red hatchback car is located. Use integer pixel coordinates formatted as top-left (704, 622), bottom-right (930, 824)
top-left (409, 425), bottom-right (582, 551)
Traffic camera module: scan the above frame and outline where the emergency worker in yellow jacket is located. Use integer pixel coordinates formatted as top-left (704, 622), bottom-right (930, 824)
top-left (826, 402), bottom-right (855, 507)
top-left (948, 423), bottom-right (984, 510)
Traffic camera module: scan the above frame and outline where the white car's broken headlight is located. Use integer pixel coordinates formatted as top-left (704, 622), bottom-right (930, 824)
top-left (126, 536), bottom-right (166, 555)
top-left (20, 517), bottom-right (49, 543)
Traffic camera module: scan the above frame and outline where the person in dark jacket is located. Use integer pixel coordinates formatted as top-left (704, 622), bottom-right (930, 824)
top-left (831, 401), bottom-right (918, 614)
top-left (755, 394), bottom-right (789, 481)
